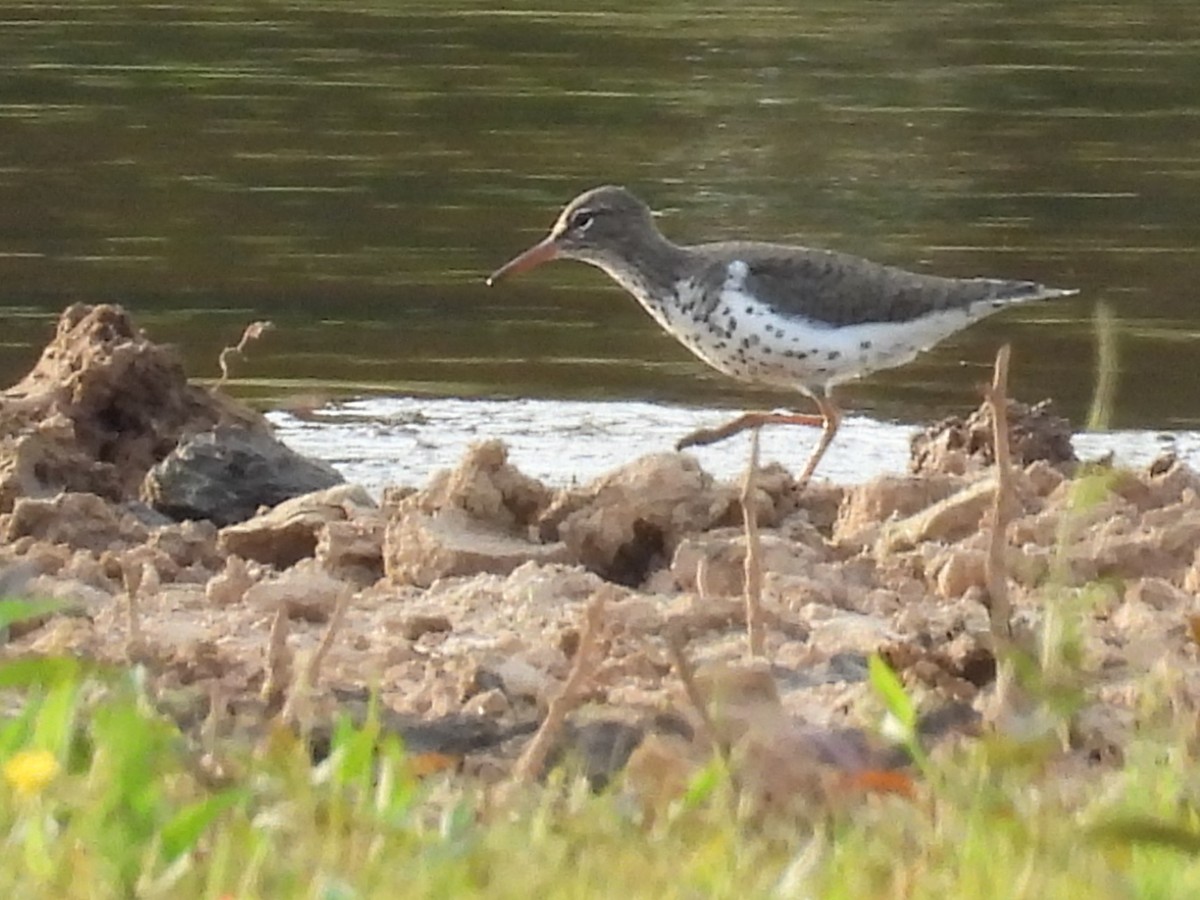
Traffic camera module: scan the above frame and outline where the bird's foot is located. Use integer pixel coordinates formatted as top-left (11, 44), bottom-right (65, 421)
top-left (675, 410), bottom-right (825, 452)
top-left (675, 425), bottom-right (730, 450)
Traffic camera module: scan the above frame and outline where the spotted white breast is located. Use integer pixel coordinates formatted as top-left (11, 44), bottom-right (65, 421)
top-left (602, 256), bottom-right (1049, 399)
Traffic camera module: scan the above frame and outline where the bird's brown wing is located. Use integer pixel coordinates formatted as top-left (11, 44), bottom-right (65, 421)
top-left (693, 242), bottom-right (1049, 327)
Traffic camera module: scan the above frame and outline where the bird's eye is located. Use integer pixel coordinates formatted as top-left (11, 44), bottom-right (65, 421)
top-left (569, 210), bottom-right (595, 232)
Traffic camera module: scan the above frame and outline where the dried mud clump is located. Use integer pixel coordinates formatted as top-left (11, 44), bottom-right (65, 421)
top-left (538, 453), bottom-right (745, 586)
top-left (416, 438), bottom-right (553, 531)
top-left (0, 303), bottom-right (262, 510)
top-left (2, 492), bottom-right (149, 552)
top-left (911, 397), bottom-right (1076, 476)
top-left (384, 441), bottom-right (565, 587)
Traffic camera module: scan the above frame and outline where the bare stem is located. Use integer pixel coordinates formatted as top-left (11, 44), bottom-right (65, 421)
top-left (122, 560), bottom-right (144, 658)
top-left (261, 606), bottom-right (292, 712)
top-left (511, 591), bottom-right (608, 784)
top-left (983, 344), bottom-right (1014, 646)
top-left (216, 320), bottom-right (274, 390)
top-left (304, 588), bottom-right (351, 690)
top-left (742, 427), bottom-right (766, 657)
top-left (666, 627), bottom-right (728, 762)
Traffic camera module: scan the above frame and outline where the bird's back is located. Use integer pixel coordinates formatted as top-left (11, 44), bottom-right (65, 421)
top-left (687, 241), bottom-right (1073, 328)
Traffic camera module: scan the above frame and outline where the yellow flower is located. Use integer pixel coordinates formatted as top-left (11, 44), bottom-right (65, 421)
top-left (3, 749), bottom-right (60, 798)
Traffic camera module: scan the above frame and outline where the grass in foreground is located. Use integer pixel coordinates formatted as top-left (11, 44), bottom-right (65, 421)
top-left (3, 643), bottom-right (1200, 900)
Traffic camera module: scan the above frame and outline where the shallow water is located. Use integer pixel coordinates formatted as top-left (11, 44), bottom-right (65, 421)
top-left (2, 0), bottom-right (1199, 449)
top-left (269, 395), bottom-right (1197, 494)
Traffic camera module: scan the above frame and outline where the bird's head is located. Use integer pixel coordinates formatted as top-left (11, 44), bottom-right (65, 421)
top-left (486, 186), bottom-right (658, 284)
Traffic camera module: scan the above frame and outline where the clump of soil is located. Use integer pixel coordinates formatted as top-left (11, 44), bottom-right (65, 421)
top-left (0, 303), bottom-right (263, 510)
top-left (5, 304), bottom-right (1200, 806)
top-left (911, 397), bottom-right (1076, 476)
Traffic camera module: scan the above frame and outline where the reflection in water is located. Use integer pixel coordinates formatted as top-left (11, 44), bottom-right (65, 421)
top-left (0, 1), bottom-right (1198, 432)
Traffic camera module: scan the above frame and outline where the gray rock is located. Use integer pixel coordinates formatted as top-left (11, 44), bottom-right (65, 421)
top-left (142, 425), bottom-right (343, 526)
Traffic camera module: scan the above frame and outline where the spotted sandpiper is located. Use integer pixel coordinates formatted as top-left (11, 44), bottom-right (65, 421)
top-left (487, 186), bottom-right (1077, 485)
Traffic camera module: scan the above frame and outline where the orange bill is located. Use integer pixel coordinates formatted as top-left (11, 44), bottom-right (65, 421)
top-left (486, 237), bottom-right (559, 285)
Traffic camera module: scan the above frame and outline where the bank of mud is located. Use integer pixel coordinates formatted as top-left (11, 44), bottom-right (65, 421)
top-left (3, 304), bottom-right (1198, 810)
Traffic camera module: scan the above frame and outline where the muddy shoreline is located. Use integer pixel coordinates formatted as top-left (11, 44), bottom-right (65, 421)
top-left (3, 304), bottom-right (1198, 800)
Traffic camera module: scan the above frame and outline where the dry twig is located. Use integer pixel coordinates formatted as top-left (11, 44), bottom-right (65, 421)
top-left (279, 589), bottom-right (353, 727)
top-left (121, 559), bottom-right (146, 658)
top-left (261, 606), bottom-right (292, 712)
top-left (741, 427), bottom-right (766, 657)
top-left (510, 591), bottom-right (608, 784)
top-left (202, 681), bottom-right (225, 756)
top-left (303, 588), bottom-right (352, 690)
top-left (216, 320), bottom-right (274, 389)
top-left (695, 556), bottom-right (713, 602)
top-left (982, 344), bottom-right (1014, 646)
top-left (666, 627), bottom-right (728, 762)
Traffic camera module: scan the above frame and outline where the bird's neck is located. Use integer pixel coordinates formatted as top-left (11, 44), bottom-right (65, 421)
top-left (589, 230), bottom-right (692, 310)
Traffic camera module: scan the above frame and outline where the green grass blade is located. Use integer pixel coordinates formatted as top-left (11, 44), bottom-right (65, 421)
top-left (0, 598), bottom-right (64, 630)
top-left (868, 654), bottom-right (915, 733)
top-left (159, 789), bottom-right (249, 863)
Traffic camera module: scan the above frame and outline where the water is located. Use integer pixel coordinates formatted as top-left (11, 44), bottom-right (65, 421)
top-left (269, 396), bottom-right (1197, 494)
top-left (2, 1), bottom-right (1199, 473)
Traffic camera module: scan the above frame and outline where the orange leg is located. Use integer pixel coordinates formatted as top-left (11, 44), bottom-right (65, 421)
top-left (675, 394), bottom-right (843, 488)
top-left (796, 394), bottom-right (841, 487)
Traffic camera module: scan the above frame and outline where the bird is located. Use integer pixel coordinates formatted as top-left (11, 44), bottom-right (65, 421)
top-left (487, 185), bottom-right (1077, 485)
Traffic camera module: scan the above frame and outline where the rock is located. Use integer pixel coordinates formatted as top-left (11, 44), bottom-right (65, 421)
top-left (219, 484), bottom-right (377, 570)
top-left (2, 492), bottom-right (148, 552)
top-left (415, 439), bottom-right (552, 531)
top-left (834, 474), bottom-right (964, 548)
top-left (671, 528), bottom-right (827, 596)
top-left (0, 304), bottom-right (262, 510)
top-left (143, 425), bottom-right (344, 526)
top-left (540, 453), bottom-right (737, 585)
top-left (911, 397), bottom-right (1076, 476)
top-left (242, 560), bottom-right (351, 622)
top-left (384, 507), bottom-right (571, 588)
